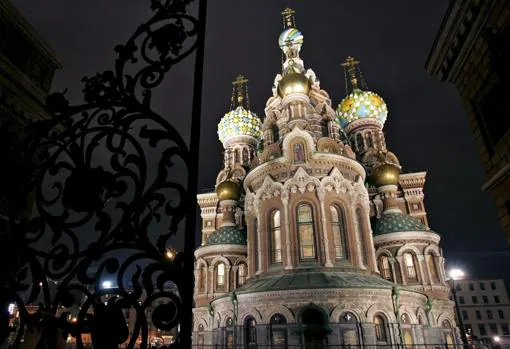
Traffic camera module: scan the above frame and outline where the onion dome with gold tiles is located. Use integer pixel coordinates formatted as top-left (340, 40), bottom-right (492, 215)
top-left (217, 74), bottom-right (262, 145)
top-left (206, 226), bottom-right (246, 246)
top-left (336, 56), bottom-right (388, 127)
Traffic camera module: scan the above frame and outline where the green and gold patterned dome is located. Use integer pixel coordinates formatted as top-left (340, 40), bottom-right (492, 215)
top-left (207, 226), bottom-right (246, 246)
top-left (217, 106), bottom-right (262, 145)
top-left (336, 89), bottom-right (388, 128)
top-left (335, 56), bottom-right (388, 128)
top-left (373, 213), bottom-right (428, 236)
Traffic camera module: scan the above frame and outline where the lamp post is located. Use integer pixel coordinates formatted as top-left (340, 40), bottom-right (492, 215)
top-left (448, 268), bottom-right (469, 349)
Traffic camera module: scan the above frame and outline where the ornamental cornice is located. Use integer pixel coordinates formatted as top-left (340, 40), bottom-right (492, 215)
top-left (374, 237), bottom-right (441, 250)
top-left (343, 117), bottom-right (383, 134)
top-left (194, 244), bottom-right (247, 258)
top-left (399, 172), bottom-right (427, 189)
top-left (373, 231), bottom-right (440, 244)
top-left (197, 192), bottom-right (217, 205)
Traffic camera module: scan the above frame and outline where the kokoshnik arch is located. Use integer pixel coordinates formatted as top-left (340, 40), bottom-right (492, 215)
top-left (193, 8), bottom-right (459, 349)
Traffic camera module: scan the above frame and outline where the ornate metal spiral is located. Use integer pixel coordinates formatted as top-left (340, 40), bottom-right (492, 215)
top-left (0, 0), bottom-right (205, 348)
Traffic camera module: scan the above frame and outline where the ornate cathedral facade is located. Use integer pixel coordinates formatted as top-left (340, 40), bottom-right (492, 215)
top-left (193, 9), bottom-right (458, 348)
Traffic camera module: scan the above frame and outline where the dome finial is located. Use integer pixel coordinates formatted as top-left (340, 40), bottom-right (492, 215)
top-left (342, 56), bottom-right (362, 91)
top-left (281, 7), bottom-right (296, 29)
top-left (230, 74), bottom-right (250, 110)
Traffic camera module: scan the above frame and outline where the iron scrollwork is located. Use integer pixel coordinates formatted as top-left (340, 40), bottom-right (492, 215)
top-left (0, 0), bottom-right (205, 348)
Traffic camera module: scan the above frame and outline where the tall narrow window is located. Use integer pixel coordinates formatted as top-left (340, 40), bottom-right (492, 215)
top-left (356, 209), bottom-right (368, 266)
top-left (297, 204), bottom-right (315, 259)
top-left (366, 132), bottom-right (374, 148)
top-left (270, 210), bottom-right (282, 263)
top-left (270, 314), bottom-right (287, 348)
top-left (427, 254), bottom-right (439, 283)
top-left (356, 133), bottom-right (364, 152)
top-left (216, 263), bottom-right (225, 288)
top-left (245, 317), bottom-right (257, 348)
top-left (379, 256), bottom-right (392, 281)
top-left (238, 263), bottom-right (247, 286)
top-left (403, 253), bottom-right (417, 280)
top-left (330, 205), bottom-right (348, 259)
top-left (374, 315), bottom-right (387, 342)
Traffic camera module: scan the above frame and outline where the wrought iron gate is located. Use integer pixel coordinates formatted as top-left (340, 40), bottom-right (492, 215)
top-left (0, 0), bottom-right (207, 347)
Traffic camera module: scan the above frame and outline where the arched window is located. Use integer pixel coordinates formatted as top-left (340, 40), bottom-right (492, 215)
top-left (245, 317), bottom-right (257, 348)
top-left (225, 317), bottom-right (234, 349)
top-left (199, 265), bottom-right (207, 292)
top-left (297, 204), bottom-right (316, 259)
top-left (216, 263), bottom-right (225, 288)
top-left (330, 205), bottom-right (348, 260)
top-left (270, 314), bottom-right (287, 348)
top-left (269, 210), bottom-right (282, 263)
top-left (197, 324), bottom-right (205, 349)
top-left (401, 313), bottom-right (411, 324)
top-left (356, 133), bottom-right (364, 151)
top-left (427, 253), bottom-right (440, 283)
top-left (238, 263), bottom-right (247, 286)
top-left (271, 124), bottom-right (279, 143)
top-left (340, 312), bottom-right (357, 324)
top-left (366, 132), bottom-right (374, 148)
top-left (442, 320), bottom-right (452, 328)
top-left (355, 209), bottom-right (368, 266)
top-left (403, 252), bottom-right (417, 280)
top-left (374, 315), bottom-right (387, 342)
top-left (379, 256), bottom-right (392, 281)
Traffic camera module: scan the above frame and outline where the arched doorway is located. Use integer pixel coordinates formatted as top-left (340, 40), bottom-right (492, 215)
top-left (301, 307), bottom-right (328, 349)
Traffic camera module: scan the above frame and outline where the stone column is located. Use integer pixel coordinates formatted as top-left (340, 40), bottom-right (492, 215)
top-left (282, 189), bottom-right (294, 270)
top-left (208, 266), bottom-right (215, 293)
top-left (389, 258), bottom-right (398, 283)
top-left (417, 255), bottom-right (427, 285)
top-left (255, 198), bottom-right (262, 275)
top-left (396, 256), bottom-right (406, 285)
top-left (353, 212), bottom-right (365, 268)
top-left (318, 187), bottom-right (334, 267)
top-left (225, 265), bottom-right (231, 292)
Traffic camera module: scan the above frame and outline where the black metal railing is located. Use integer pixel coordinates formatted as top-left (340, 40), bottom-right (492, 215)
top-left (0, 0), bottom-right (207, 348)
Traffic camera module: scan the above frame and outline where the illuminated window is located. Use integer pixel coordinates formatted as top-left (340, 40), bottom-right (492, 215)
top-left (374, 315), bottom-right (387, 342)
top-left (297, 204), bottom-right (315, 259)
top-left (245, 317), bottom-right (257, 346)
top-left (330, 205), bottom-right (348, 259)
top-left (403, 253), bottom-right (417, 279)
top-left (270, 210), bottom-right (282, 263)
top-left (379, 256), bottom-right (392, 281)
top-left (217, 263), bottom-right (225, 287)
top-left (238, 264), bottom-right (247, 286)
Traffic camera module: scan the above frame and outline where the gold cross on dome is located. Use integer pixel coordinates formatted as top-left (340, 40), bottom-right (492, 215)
top-left (281, 7), bottom-right (296, 28)
top-left (341, 56), bottom-right (360, 69)
top-left (232, 74), bottom-right (248, 86)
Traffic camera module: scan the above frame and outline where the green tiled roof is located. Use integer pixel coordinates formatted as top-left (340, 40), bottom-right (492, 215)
top-left (207, 226), bottom-right (246, 246)
top-left (236, 271), bottom-right (394, 294)
top-left (374, 212), bottom-right (428, 236)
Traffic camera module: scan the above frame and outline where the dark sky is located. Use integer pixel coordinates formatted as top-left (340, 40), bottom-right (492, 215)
top-left (12, 0), bottom-right (509, 282)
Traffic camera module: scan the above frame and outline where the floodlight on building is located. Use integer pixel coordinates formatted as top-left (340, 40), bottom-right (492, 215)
top-left (448, 268), bottom-right (465, 280)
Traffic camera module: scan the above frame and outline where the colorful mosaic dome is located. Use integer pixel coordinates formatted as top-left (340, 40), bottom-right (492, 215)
top-left (207, 226), bottom-right (246, 246)
top-left (217, 106), bottom-right (262, 145)
top-left (278, 28), bottom-right (304, 49)
top-left (373, 213), bottom-right (428, 236)
top-left (336, 89), bottom-right (388, 128)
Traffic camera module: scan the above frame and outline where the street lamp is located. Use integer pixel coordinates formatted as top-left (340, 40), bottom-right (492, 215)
top-left (494, 336), bottom-right (501, 343)
top-left (448, 268), bottom-right (469, 349)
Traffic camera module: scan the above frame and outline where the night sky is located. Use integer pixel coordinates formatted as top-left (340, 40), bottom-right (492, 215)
top-left (11, 0), bottom-right (509, 282)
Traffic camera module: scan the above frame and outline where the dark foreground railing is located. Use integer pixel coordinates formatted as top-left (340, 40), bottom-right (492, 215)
top-left (0, 0), bottom-right (207, 348)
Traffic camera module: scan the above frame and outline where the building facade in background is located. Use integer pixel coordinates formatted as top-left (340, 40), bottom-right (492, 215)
top-left (426, 0), bottom-right (510, 244)
top-left (0, 0), bottom-right (61, 220)
top-left (454, 278), bottom-right (510, 347)
top-left (193, 8), bottom-right (458, 348)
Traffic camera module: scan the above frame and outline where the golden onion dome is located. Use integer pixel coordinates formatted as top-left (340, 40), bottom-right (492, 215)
top-left (217, 106), bottom-right (262, 145)
top-left (336, 89), bottom-right (388, 128)
top-left (369, 163), bottom-right (400, 187)
top-left (215, 179), bottom-right (241, 202)
top-left (277, 72), bottom-right (311, 98)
